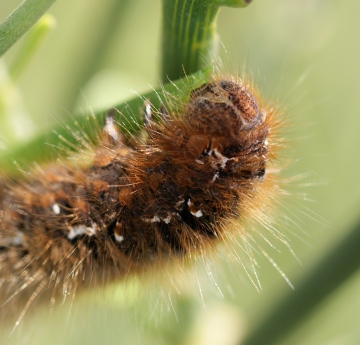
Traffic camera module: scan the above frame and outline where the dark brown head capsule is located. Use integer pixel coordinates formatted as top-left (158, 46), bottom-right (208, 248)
top-left (185, 79), bottom-right (268, 180)
top-left (187, 79), bottom-right (265, 137)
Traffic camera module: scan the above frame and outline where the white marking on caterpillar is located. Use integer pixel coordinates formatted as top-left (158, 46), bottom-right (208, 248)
top-left (143, 214), bottom-right (178, 224)
top-left (142, 215), bottom-right (161, 223)
top-left (67, 223), bottom-right (97, 240)
top-left (211, 171), bottom-right (219, 183)
top-left (162, 214), bottom-right (172, 224)
top-left (193, 210), bottom-right (203, 218)
top-left (104, 116), bottom-right (120, 141)
top-left (211, 148), bottom-right (230, 169)
top-left (195, 159), bottom-right (204, 165)
top-left (52, 203), bottom-right (61, 215)
top-left (187, 199), bottom-right (203, 218)
top-left (114, 234), bottom-right (124, 243)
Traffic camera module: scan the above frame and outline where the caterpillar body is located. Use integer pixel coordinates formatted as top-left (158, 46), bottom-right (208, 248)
top-left (0, 75), bottom-right (282, 322)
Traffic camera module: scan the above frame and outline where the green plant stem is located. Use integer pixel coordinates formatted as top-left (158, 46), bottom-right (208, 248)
top-left (161, 0), bottom-right (251, 81)
top-left (0, 68), bottom-right (211, 172)
top-left (0, 0), bottom-right (56, 57)
top-left (241, 218), bottom-right (360, 345)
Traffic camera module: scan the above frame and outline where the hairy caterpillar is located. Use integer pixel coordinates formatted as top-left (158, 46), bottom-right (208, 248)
top-left (0, 73), bottom-right (284, 329)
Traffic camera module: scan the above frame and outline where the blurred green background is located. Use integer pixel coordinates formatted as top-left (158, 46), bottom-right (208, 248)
top-left (1, 1), bottom-right (360, 344)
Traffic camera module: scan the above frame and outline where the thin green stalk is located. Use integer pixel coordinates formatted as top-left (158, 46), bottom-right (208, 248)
top-left (0, 0), bottom-right (56, 57)
top-left (161, 0), bottom-right (252, 81)
top-left (241, 217), bottom-right (360, 345)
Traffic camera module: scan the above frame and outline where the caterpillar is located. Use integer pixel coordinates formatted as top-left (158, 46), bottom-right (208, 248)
top-left (0, 73), bottom-right (284, 328)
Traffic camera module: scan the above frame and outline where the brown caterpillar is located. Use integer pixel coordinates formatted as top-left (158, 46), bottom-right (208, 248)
top-left (0, 75), bottom-right (282, 326)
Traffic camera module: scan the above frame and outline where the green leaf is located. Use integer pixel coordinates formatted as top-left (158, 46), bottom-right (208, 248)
top-left (0, 68), bottom-right (212, 172)
top-left (0, 0), bottom-right (56, 57)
